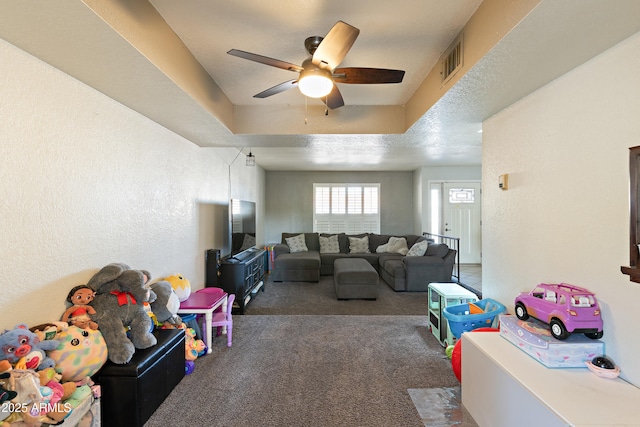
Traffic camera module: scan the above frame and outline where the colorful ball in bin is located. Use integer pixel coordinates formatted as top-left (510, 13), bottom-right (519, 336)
top-left (451, 327), bottom-right (499, 383)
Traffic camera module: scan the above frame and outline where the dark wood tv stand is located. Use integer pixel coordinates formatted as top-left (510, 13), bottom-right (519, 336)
top-left (219, 247), bottom-right (266, 314)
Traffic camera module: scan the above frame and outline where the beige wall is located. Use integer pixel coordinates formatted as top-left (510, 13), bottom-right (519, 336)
top-left (483, 32), bottom-right (640, 385)
top-left (0, 39), bottom-right (264, 327)
top-left (264, 171), bottom-right (415, 244)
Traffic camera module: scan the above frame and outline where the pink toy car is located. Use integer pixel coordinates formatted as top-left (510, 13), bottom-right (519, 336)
top-left (514, 283), bottom-right (603, 340)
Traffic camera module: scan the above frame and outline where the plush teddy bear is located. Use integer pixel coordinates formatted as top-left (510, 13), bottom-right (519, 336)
top-left (0, 324), bottom-right (59, 371)
top-left (87, 263), bottom-right (157, 364)
top-left (61, 285), bottom-right (99, 330)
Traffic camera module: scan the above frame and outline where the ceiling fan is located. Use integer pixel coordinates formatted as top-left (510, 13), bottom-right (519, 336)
top-left (227, 21), bottom-right (405, 109)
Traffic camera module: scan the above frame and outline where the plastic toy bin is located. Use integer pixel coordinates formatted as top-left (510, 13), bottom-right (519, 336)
top-left (443, 298), bottom-right (506, 338)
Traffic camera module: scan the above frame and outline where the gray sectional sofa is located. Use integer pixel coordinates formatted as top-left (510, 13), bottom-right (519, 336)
top-left (272, 232), bottom-right (457, 291)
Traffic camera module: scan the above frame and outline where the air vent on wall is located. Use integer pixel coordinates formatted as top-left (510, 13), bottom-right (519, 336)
top-left (441, 35), bottom-right (463, 84)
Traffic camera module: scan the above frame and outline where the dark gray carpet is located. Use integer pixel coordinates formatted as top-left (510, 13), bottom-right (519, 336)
top-left (145, 315), bottom-right (458, 427)
top-left (144, 275), bottom-right (458, 426)
top-left (244, 275), bottom-right (429, 315)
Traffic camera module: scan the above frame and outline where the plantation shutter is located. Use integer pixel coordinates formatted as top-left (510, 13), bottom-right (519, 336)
top-left (313, 183), bottom-right (380, 234)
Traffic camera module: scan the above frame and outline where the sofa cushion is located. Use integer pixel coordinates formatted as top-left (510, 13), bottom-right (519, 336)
top-left (406, 240), bottom-right (429, 256)
top-left (319, 234), bottom-right (340, 254)
top-left (425, 243), bottom-right (449, 258)
top-left (337, 233), bottom-right (368, 253)
top-left (285, 233), bottom-right (308, 253)
top-left (369, 234), bottom-right (391, 252)
top-left (275, 251), bottom-right (321, 269)
top-left (349, 236), bottom-right (370, 254)
top-left (378, 253), bottom-right (404, 265)
top-left (320, 253), bottom-right (350, 265)
top-left (381, 259), bottom-right (406, 279)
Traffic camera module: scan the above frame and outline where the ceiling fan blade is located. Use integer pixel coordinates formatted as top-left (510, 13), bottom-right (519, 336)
top-left (254, 79), bottom-right (298, 98)
top-left (322, 85), bottom-right (345, 109)
top-left (333, 68), bottom-right (405, 84)
top-left (312, 21), bottom-right (360, 70)
top-left (228, 49), bottom-right (303, 73)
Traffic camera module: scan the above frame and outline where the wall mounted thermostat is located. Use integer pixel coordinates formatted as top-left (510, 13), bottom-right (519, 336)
top-left (499, 174), bottom-right (509, 190)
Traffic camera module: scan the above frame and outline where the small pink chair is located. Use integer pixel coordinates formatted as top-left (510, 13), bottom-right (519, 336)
top-left (210, 293), bottom-right (235, 347)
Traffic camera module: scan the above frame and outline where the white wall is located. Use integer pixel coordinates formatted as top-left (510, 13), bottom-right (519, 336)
top-left (483, 32), bottom-right (640, 385)
top-left (0, 40), bottom-right (264, 328)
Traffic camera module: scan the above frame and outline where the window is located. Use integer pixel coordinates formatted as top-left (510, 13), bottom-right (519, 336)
top-left (313, 184), bottom-right (380, 234)
top-left (449, 188), bottom-right (475, 204)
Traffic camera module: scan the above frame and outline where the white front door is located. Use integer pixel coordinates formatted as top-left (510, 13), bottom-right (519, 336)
top-left (443, 182), bottom-right (482, 264)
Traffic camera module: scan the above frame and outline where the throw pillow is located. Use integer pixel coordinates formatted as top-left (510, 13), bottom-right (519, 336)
top-left (319, 234), bottom-right (340, 254)
top-left (406, 240), bottom-right (429, 256)
top-left (387, 236), bottom-right (409, 255)
top-left (285, 233), bottom-right (308, 253)
top-left (348, 236), bottom-right (370, 254)
top-left (376, 243), bottom-right (389, 253)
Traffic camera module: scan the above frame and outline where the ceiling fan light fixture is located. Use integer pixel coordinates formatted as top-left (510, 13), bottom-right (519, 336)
top-left (298, 66), bottom-right (333, 98)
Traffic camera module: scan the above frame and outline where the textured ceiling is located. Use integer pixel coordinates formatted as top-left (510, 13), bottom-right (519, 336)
top-left (149, 0), bottom-right (480, 108)
top-left (1, 1), bottom-right (639, 171)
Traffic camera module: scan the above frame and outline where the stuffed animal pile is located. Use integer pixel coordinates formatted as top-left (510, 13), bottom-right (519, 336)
top-left (0, 264), bottom-right (208, 425)
top-left (0, 323), bottom-right (103, 427)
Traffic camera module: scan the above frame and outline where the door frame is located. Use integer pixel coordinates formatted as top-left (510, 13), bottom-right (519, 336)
top-left (427, 180), bottom-right (482, 265)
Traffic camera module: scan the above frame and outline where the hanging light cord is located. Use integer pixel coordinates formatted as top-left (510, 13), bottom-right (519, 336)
top-left (304, 95), bottom-right (330, 123)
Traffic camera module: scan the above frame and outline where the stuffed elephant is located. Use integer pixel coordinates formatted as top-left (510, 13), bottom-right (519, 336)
top-left (87, 263), bottom-right (157, 364)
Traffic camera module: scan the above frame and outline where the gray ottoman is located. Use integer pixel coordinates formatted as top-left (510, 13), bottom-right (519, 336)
top-left (334, 258), bottom-right (379, 300)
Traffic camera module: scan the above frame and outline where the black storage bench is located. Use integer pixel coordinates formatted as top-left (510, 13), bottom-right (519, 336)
top-left (93, 329), bottom-right (185, 427)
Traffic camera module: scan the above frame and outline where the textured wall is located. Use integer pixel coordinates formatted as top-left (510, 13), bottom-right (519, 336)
top-left (264, 171), bottom-right (415, 244)
top-left (482, 32), bottom-right (640, 385)
top-left (0, 40), bottom-right (264, 328)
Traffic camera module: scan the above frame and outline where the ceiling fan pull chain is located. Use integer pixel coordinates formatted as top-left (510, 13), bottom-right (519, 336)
top-left (305, 96), bottom-right (308, 124)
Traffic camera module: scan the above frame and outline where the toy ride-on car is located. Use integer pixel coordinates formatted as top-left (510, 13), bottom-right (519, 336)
top-left (514, 283), bottom-right (603, 340)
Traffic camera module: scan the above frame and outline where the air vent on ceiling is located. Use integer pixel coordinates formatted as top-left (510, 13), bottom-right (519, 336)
top-left (441, 35), bottom-right (463, 84)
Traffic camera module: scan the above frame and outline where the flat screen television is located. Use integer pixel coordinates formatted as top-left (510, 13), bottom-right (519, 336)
top-left (230, 199), bottom-right (257, 256)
